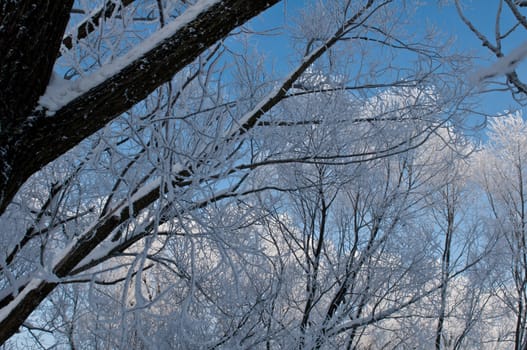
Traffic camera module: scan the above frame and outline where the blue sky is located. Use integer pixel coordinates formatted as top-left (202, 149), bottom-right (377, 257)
top-left (417, 1), bottom-right (527, 115)
top-left (249, 0), bottom-right (527, 122)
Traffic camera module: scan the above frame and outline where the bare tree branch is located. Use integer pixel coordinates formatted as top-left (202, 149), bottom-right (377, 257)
top-left (61, 0), bottom-right (136, 53)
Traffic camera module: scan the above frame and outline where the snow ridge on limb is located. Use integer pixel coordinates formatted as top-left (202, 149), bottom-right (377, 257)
top-left (36, 0), bottom-right (280, 143)
top-left (40, 0), bottom-right (220, 113)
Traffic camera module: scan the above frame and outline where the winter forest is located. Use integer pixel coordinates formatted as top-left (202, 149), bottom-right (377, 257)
top-left (5, 0), bottom-right (527, 349)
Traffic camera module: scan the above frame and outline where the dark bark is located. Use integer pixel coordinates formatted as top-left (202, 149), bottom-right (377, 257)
top-left (0, 1), bottom-right (73, 127)
top-left (0, 0), bottom-right (73, 210)
top-left (0, 0), bottom-right (280, 215)
top-left (435, 201), bottom-right (454, 350)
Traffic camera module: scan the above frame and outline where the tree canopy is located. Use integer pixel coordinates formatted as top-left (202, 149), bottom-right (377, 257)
top-left (2, 0), bottom-right (527, 348)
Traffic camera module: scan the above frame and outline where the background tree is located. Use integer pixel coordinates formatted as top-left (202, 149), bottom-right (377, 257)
top-left (473, 113), bottom-right (527, 350)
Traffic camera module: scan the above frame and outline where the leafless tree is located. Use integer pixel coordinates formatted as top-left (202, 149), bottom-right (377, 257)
top-left (0, 0), bottom-right (476, 347)
top-left (474, 113), bottom-right (527, 350)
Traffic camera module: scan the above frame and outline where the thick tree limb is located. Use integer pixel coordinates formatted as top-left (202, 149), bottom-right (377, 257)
top-left (0, 176), bottom-right (161, 344)
top-left (0, 0), bottom-right (281, 214)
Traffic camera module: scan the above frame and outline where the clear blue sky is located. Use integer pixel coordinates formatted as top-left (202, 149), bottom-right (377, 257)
top-left (249, 0), bottom-right (527, 122)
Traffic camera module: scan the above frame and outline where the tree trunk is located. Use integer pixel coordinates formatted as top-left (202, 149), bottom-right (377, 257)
top-left (0, 0), bottom-right (73, 212)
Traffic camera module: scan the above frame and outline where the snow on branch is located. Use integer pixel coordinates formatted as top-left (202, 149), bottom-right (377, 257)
top-left (40, 0), bottom-right (220, 112)
top-left (476, 41), bottom-right (527, 81)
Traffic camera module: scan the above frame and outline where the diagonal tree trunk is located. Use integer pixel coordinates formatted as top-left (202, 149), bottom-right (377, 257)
top-left (0, 177), bottom-right (159, 344)
top-left (0, 0), bottom-right (281, 215)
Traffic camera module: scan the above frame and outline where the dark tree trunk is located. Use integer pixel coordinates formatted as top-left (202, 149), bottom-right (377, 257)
top-left (0, 1), bottom-right (73, 126)
top-left (0, 0), bottom-right (280, 215)
top-left (0, 0), bottom-right (74, 213)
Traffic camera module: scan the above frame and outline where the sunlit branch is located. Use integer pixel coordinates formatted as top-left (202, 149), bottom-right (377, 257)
top-left (61, 0), bottom-right (136, 54)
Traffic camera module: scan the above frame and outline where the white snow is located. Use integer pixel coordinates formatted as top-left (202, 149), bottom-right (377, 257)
top-left (0, 278), bottom-right (43, 323)
top-left (476, 41), bottom-right (527, 81)
top-left (39, 0), bottom-right (221, 113)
